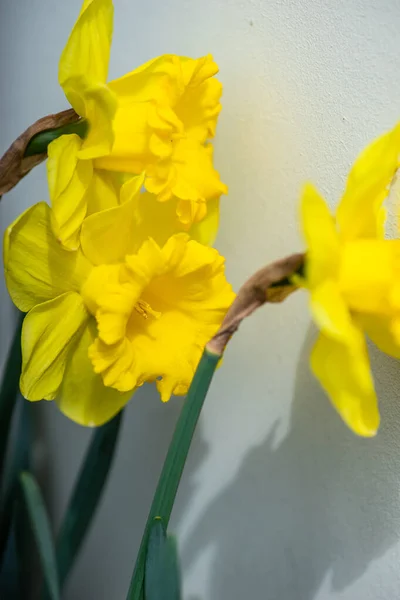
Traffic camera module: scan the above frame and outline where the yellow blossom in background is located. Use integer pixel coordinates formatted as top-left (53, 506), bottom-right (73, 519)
top-left (300, 123), bottom-right (400, 437)
top-left (3, 179), bottom-right (234, 426)
top-left (48, 0), bottom-right (226, 249)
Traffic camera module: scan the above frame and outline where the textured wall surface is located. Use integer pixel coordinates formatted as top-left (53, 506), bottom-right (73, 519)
top-left (2, 0), bottom-right (400, 598)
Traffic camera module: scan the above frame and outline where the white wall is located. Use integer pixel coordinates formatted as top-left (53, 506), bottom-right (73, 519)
top-left (2, 0), bottom-right (400, 598)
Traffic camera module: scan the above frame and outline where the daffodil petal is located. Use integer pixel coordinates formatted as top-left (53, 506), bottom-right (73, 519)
top-left (311, 331), bottom-right (379, 437)
top-left (59, 0), bottom-right (113, 112)
top-left (47, 134), bottom-right (93, 250)
top-left (119, 172), bottom-right (146, 205)
top-left (181, 197), bottom-right (219, 245)
top-left (58, 320), bottom-right (132, 426)
top-left (310, 280), bottom-right (356, 343)
top-left (337, 122), bottom-right (400, 240)
top-left (175, 55), bottom-right (222, 142)
top-left (300, 183), bottom-right (340, 288)
top-left (81, 174), bottom-right (145, 265)
top-left (47, 135), bottom-right (81, 200)
top-left (108, 54), bottom-right (181, 105)
top-left (180, 54), bottom-right (220, 87)
top-left (4, 202), bottom-right (91, 312)
top-left (359, 314), bottom-right (400, 360)
top-left (145, 139), bottom-right (227, 214)
top-left (77, 83), bottom-right (117, 159)
top-left (20, 292), bottom-right (89, 401)
top-left (86, 169), bottom-right (120, 215)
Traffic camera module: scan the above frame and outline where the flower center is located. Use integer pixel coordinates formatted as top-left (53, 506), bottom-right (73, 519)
top-left (134, 299), bottom-right (161, 320)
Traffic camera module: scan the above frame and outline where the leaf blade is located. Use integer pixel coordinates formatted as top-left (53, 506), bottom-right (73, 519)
top-left (145, 519), bottom-right (181, 600)
top-left (0, 315), bottom-right (24, 569)
top-left (0, 315), bottom-right (23, 480)
top-left (19, 472), bottom-right (60, 600)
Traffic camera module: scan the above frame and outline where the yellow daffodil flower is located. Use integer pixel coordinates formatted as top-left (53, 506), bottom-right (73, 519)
top-left (3, 179), bottom-right (234, 426)
top-left (95, 53), bottom-right (228, 227)
top-left (48, 0), bottom-right (226, 249)
top-left (300, 123), bottom-right (400, 436)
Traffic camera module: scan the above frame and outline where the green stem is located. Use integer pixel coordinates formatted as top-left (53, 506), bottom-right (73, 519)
top-left (126, 349), bottom-right (220, 600)
top-left (24, 119), bottom-right (88, 157)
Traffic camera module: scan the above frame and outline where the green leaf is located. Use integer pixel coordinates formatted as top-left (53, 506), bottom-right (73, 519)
top-left (0, 527), bottom-right (21, 599)
top-left (145, 519), bottom-right (181, 600)
top-left (19, 472), bottom-right (60, 600)
top-left (14, 484), bottom-right (36, 599)
top-left (127, 349), bottom-right (220, 600)
top-left (0, 395), bottom-right (32, 600)
top-left (24, 119), bottom-right (88, 157)
top-left (55, 409), bottom-right (124, 589)
top-left (0, 315), bottom-right (24, 569)
top-left (0, 314), bottom-right (23, 482)
top-left (0, 395), bottom-right (32, 573)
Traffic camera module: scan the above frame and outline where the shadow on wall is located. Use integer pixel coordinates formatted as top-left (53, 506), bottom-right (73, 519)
top-left (180, 325), bottom-right (400, 600)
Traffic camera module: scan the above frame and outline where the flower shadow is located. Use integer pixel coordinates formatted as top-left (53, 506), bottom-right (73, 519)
top-left (179, 325), bottom-right (400, 599)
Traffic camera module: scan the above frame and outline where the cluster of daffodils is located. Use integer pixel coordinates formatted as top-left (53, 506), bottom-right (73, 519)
top-left (3, 0), bottom-right (234, 426)
top-left (3, 1), bottom-right (400, 438)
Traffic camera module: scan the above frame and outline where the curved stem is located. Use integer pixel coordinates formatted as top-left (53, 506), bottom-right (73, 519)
top-left (126, 350), bottom-right (220, 600)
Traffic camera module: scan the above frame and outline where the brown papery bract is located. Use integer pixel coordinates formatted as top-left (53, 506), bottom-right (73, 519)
top-left (207, 253), bottom-right (304, 356)
top-left (0, 108), bottom-right (79, 196)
